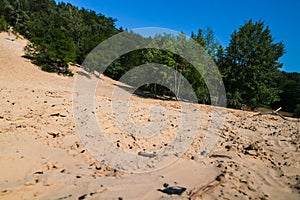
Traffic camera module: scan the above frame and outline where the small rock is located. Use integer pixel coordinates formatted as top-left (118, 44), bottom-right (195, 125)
top-left (246, 150), bottom-right (257, 156)
top-left (89, 192), bottom-right (96, 196)
top-left (272, 131), bottom-right (280, 136)
top-left (215, 174), bottom-right (224, 181)
top-left (200, 151), bottom-right (206, 156)
top-left (78, 194), bottom-right (87, 200)
top-left (48, 132), bottom-right (59, 138)
top-left (163, 183), bottom-right (169, 188)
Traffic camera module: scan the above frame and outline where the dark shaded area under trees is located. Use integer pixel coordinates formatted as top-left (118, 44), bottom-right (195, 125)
top-left (0, 0), bottom-right (299, 117)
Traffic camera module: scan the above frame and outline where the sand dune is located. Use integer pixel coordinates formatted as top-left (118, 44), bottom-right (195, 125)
top-left (0, 32), bottom-right (299, 199)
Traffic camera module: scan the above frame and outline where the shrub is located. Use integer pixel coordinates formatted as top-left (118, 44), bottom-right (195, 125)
top-left (0, 15), bottom-right (8, 32)
top-left (294, 104), bottom-right (300, 118)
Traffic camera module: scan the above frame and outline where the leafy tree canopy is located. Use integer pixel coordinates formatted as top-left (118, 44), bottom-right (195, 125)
top-left (220, 20), bottom-right (285, 109)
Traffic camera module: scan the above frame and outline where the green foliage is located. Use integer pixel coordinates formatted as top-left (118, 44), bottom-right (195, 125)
top-left (101, 33), bottom-right (211, 104)
top-left (220, 20), bottom-right (285, 109)
top-left (2, 0), bottom-right (118, 75)
top-left (191, 27), bottom-right (220, 59)
top-left (294, 104), bottom-right (300, 118)
top-left (271, 71), bottom-right (300, 114)
top-left (0, 15), bottom-right (8, 31)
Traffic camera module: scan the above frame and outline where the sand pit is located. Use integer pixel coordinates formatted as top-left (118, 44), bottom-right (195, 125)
top-left (0, 32), bottom-right (299, 199)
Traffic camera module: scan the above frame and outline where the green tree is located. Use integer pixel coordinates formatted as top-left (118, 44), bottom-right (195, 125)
top-left (221, 20), bottom-right (285, 109)
top-left (192, 27), bottom-right (219, 59)
top-left (294, 104), bottom-right (300, 118)
top-left (271, 71), bottom-right (300, 115)
top-left (0, 15), bottom-right (8, 31)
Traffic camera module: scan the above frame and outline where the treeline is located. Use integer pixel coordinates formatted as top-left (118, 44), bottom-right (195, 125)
top-left (0, 0), bottom-right (118, 75)
top-left (0, 0), bottom-right (299, 116)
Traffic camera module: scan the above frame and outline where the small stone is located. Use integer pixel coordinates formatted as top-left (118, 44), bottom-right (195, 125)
top-left (215, 174), bottom-right (224, 181)
top-left (78, 194), bottom-right (87, 200)
top-left (48, 132), bottom-right (59, 138)
top-left (246, 150), bottom-right (257, 156)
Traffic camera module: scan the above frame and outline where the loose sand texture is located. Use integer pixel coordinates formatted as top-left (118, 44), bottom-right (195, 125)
top-left (0, 32), bottom-right (299, 199)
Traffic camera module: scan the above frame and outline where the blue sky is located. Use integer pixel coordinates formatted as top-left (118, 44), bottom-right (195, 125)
top-left (57, 0), bottom-right (299, 72)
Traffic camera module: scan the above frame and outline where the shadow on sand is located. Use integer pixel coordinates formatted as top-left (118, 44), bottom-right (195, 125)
top-left (113, 83), bottom-right (177, 101)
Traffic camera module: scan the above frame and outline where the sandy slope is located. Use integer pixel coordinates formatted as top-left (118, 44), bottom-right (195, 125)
top-left (0, 32), bottom-right (299, 200)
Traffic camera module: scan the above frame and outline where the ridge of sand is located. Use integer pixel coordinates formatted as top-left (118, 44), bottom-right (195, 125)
top-left (0, 32), bottom-right (299, 199)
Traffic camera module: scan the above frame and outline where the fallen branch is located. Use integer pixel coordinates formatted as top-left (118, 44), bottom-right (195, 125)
top-left (137, 151), bottom-right (157, 158)
top-left (49, 113), bottom-right (66, 117)
top-left (249, 107), bottom-right (299, 122)
top-left (209, 154), bottom-right (232, 159)
top-left (189, 174), bottom-right (223, 200)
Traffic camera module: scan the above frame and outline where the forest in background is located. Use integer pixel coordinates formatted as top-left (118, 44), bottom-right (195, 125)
top-left (0, 0), bottom-right (299, 117)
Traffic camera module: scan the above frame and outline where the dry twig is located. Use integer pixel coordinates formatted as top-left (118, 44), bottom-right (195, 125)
top-left (189, 175), bottom-right (223, 200)
top-left (249, 107), bottom-right (299, 122)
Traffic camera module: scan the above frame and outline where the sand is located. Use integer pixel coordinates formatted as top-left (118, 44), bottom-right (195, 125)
top-left (0, 32), bottom-right (299, 199)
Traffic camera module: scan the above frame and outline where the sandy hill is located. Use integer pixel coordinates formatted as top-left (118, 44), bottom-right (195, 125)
top-left (0, 32), bottom-right (299, 200)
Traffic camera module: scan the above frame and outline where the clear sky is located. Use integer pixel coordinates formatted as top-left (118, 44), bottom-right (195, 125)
top-left (57, 0), bottom-right (300, 72)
